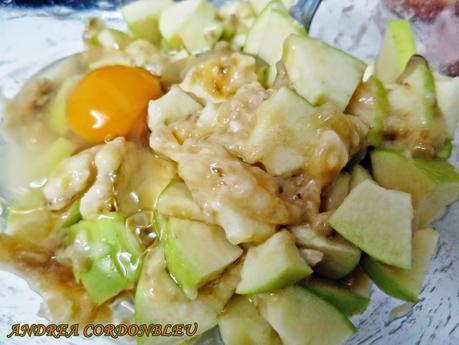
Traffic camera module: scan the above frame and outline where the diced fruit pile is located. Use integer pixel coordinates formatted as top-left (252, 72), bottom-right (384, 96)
top-left (2, 0), bottom-right (459, 345)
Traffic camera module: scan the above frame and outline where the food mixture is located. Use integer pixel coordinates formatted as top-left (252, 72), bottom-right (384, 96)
top-left (1, 0), bottom-right (459, 344)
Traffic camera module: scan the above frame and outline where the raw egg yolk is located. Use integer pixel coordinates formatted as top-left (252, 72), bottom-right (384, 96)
top-left (67, 65), bottom-right (162, 144)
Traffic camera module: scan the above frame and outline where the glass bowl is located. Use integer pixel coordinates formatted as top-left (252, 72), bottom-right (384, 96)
top-left (0, 1), bottom-right (458, 345)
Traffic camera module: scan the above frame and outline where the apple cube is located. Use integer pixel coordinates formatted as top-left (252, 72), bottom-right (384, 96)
top-left (236, 230), bottom-right (312, 294)
top-left (329, 180), bottom-right (413, 269)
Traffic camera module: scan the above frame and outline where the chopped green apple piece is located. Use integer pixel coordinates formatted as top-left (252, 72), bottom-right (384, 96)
top-left (263, 64), bottom-right (278, 88)
top-left (7, 188), bottom-right (46, 211)
top-left (290, 224), bottom-right (361, 280)
top-left (36, 137), bottom-right (77, 181)
top-left (283, 34), bottom-right (366, 110)
top-left (83, 17), bottom-right (105, 47)
top-left (154, 212), bottom-right (168, 241)
top-left (125, 210), bottom-right (155, 240)
top-left (79, 255), bottom-right (131, 305)
top-left (389, 56), bottom-right (437, 122)
top-left (341, 267), bottom-right (373, 297)
top-left (437, 139), bottom-right (453, 160)
top-left (435, 73), bottom-right (459, 137)
top-left (59, 199), bottom-right (82, 228)
top-left (219, 295), bottom-right (281, 345)
top-left (159, 0), bottom-right (211, 46)
top-left (257, 286), bottom-right (356, 345)
top-left (375, 19), bottom-right (416, 84)
top-left (346, 76), bottom-right (389, 146)
top-left (249, 0), bottom-right (297, 14)
top-left (298, 248), bottom-right (323, 267)
top-left (233, 31), bottom-right (253, 51)
top-left (116, 146), bottom-right (176, 216)
top-left (179, 13), bottom-right (223, 55)
top-left (148, 85), bottom-right (202, 128)
top-left (216, 206), bottom-right (275, 245)
top-left (361, 228), bottom-right (439, 302)
top-left (84, 20), bottom-right (131, 50)
top-left (304, 278), bottom-right (370, 316)
top-left (180, 338), bottom-right (199, 345)
top-left (385, 56), bottom-right (446, 155)
top-left (329, 180), bottom-right (413, 269)
top-left (96, 28), bottom-right (132, 50)
top-left (164, 217), bottom-right (242, 299)
top-left (159, 0), bottom-right (222, 53)
top-left (246, 86), bottom-right (317, 175)
top-left (281, 0), bottom-right (297, 9)
top-left (6, 200), bottom-right (76, 239)
top-left (323, 172), bottom-right (351, 211)
top-left (6, 137), bottom-right (76, 208)
top-left (121, 0), bottom-right (172, 44)
top-left (236, 230), bottom-right (312, 294)
top-left (363, 59), bottom-right (376, 81)
top-left (157, 179), bottom-right (204, 221)
top-left (259, 143), bottom-right (306, 177)
top-left (244, 3), bottom-right (306, 86)
top-left (218, 0), bottom-right (256, 42)
top-left (48, 77), bottom-right (79, 135)
top-left (7, 208), bottom-right (52, 238)
top-left (68, 213), bottom-right (144, 304)
top-left (135, 246), bottom-right (241, 345)
top-left (349, 165), bottom-right (372, 190)
top-left (371, 150), bottom-right (459, 227)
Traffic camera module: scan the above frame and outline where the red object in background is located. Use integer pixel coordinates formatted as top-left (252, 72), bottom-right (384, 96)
top-left (383, 0), bottom-right (459, 76)
top-left (442, 61), bottom-right (459, 76)
top-left (428, 7), bottom-right (459, 76)
top-left (383, 0), bottom-right (456, 20)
